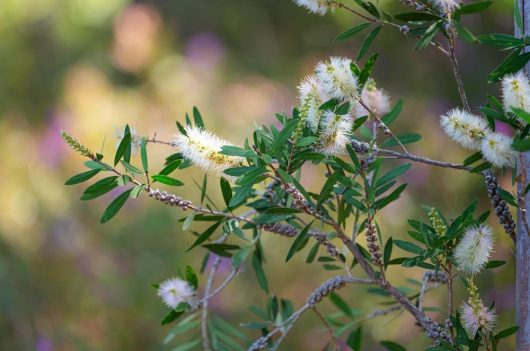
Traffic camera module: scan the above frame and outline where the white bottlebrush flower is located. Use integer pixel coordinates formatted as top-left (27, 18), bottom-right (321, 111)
top-left (174, 126), bottom-right (244, 176)
top-left (353, 80), bottom-right (391, 117)
top-left (158, 277), bottom-right (198, 309)
top-left (317, 111), bottom-right (353, 156)
top-left (440, 108), bottom-right (490, 150)
top-left (480, 131), bottom-right (518, 168)
top-left (460, 279), bottom-right (496, 338)
top-left (315, 56), bottom-right (359, 102)
top-left (298, 75), bottom-right (329, 132)
top-left (115, 126), bottom-right (142, 154)
top-left (501, 71), bottom-right (530, 116)
top-left (431, 0), bottom-right (460, 12)
top-left (454, 224), bottom-right (494, 275)
top-left (293, 0), bottom-right (333, 15)
top-left (460, 302), bottom-right (497, 338)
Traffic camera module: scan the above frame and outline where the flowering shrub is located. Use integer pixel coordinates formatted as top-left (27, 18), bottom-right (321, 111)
top-left (61, 0), bottom-right (530, 349)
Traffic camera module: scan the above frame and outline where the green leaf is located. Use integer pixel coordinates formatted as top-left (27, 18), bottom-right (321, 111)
top-left (285, 221), bottom-right (313, 262)
top-left (394, 239), bottom-right (423, 255)
top-left (485, 260), bottom-right (506, 269)
top-left (512, 107), bottom-right (530, 123)
top-left (455, 0), bottom-right (493, 15)
top-left (130, 184), bottom-right (144, 199)
top-left (463, 152), bottom-right (483, 166)
top-left (185, 266), bottom-right (198, 289)
top-left (376, 164), bottom-right (411, 187)
top-left (141, 137), bottom-right (148, 172)
top-left (192, 106), bottom-right (205, 128)
top-left (305, 242), bottom-right (320, 263)
top-left (80, 176), bottom-right (118, 200)
top-left (453, 21), bottom-right (477, 43)
top-left (114, 125), bottom-right (131, 166)
top-left (489, 48), bottom-right (530, 83)
top-left (477, 33), bottom-right (524, 48)
top-left (231, 245), bottom-right (252, 267)
top-left (187, 222), bottom-right (222, 252)
top-left (65, 169), bottom-right (100, 185)
top-left (494, 326), bottom-right (519, 339)
top-left (252, 250), bottom-right (269, 293)
top-left (161, 309), bottom-right (185, 325)
top-left (121, 160), bottom-right (143, 175)
top-left (380, 340), bottom-right (407, 351)
top-left (152, 175), bottom-right (184, 186)
top-left (159, 159), bottom-right (182, 176)
top-left (353, 0), bottom-right (380, 18)
top-left (100, 188), bottom-right (134, 223)
top-left (381, 99), bottom-right (403, 125)
top-left (220, 177), bottom-right (232, 207)
top-left (383, 237), bottom-right (393, 268)
top-left (357, 26), bottom-right (382, 61)
top-left (335, 101), bottom-right (351, 115)
top-left (335, 23), bottom-right (371, 42)
top-left (416, 22), bottom-right (439, 50)
top-left (347, 327), bottom-right (363, 351)
top-left (375, 183), bottom-right (407, 209)
top-left (329, 292), bottom-right (354, 317)
top-left (202, 243), bottom-right (241, 257)
top-left (317, 172), bottom-right (339, 207)
top-left (220, 145), bottom-right (255, 158)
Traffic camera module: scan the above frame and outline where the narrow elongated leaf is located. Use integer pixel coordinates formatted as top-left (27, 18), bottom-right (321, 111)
top-left (80, 176), bottom-right (118, 200)
top-left (220, 177), bottom-right (232, 207)
top-left (380, 340), bottom-right (407, 351)
top-left (100, 188), bottom-right (134, 223)
top-left (394, 239), bottom-right (423, 255)
top-left (477, 33), bottom-right (524, 48)
top-left (285, 221), bottom-right (313, 262)
top-left (141, 137), bottom-right (148, 172)
top-left (335, 23), bottom-right (371, 42)
top-left (376, 164), bottom-right (411, 187)
top-left (317, 172), bottom-right (339, 207)
top-left (65, 169), bottom-right (100, 185)
top-left (357, 26), bottom-right (382, 61)
top-left (187, 222), bottom-right (222, 252)
top-left (152, 175), bottom-right (184, 186)
top-left (114, 125), bottom-right (131, 166)
top-left (381, 99), bottom-right (403, 125)
top-left (455, 0), bottom-right (493, 15)
top-left (329, 292), bottom-right (354, 317)
top-left (121, 160), bottom-right (143, 175)
top-left (193, 106), bottom-right (205, 128)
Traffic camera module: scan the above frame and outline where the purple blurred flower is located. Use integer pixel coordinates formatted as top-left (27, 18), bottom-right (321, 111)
top-left (185, 32), bottom-right (225, 69)
top-left (35, 336), bottom-right (53, 351)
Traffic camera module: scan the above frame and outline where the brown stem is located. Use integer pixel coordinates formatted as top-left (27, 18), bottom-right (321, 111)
top-left (448, 34), bottom-right (471, 111)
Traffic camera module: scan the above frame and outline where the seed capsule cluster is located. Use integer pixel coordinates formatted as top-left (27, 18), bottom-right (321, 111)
top-left (425, 318), bottom-right (452, 346)
top-left (365, 221), bottom-right (383, 265)
top-left (351, 140), bottom-right (370, 154)
top-left (148, 188), bottom-right (192, 210)
top-left (258, 223), bottom-right (298, 237)
top-left (484, 171), bottom-right (516, 240)
top-left (315, 234), bottom-right (341, 260)
top-left (307, 276), bottom-right (348, 307)
top-left (424, 271), bottom-right (448, 284)
top-left (282, 184), bottom-right (319, 217)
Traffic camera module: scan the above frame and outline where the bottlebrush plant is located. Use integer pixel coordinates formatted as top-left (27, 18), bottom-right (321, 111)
top-left (61, 0), bottom-right (530, 350)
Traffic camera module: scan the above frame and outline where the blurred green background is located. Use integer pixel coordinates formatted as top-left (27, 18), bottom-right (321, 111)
top-left (0, 0), bottom-right (518, 350)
